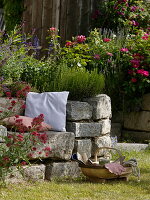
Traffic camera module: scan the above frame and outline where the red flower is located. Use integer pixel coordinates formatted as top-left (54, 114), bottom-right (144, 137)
top-left (65, 41), bottom-right (73, 47)
top-left (49, 27), bottom-right (57, 32)
top-left (137, 69), bottom-right (149, 77)
top-left (6, 143), bottom-right (12, 147)
top-left (76, 35), bottom-right (86, 43)
top-left (15, 119), bottom-right (23, 123)
top-left (3, 156), bottom-right (10, 162)
top-left (8, 106), bottom-right (13, 110)
top-left (131, 78), bottom-right (137, 83)
top-left (45, 152), bottom-right (49, 157)
top-left (120, 48), bottom-right (129, 52)
top-left (43, 147), bottom-right (51, 151)
top-left (0, 111), bottom-right (3, 113)
top-left (27, 153), bottom-right (33, 158)
top-left (21, 161), bottom-right (27, 166)
top-left (7, 135), bottom-right (13, 139)
top-left (5, 92), bottom-right (11, 97)
top-left (103, 38), bottom-right (111, 42)
top-left (11, 100), bottom-right (16, 106)
top-left (142, 33), bottom-right (149, 40)
top-left (31, 131), bottom-right (39, 136)
top-left (32, 147), bottom-right (37, 151)
top-left (21, 104), bottom-right (26, 109)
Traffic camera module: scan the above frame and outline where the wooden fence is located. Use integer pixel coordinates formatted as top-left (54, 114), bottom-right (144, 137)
top-left (0, 9), bottom-right (5, 31)
top-left (23, 0), bottom-right (96, 48)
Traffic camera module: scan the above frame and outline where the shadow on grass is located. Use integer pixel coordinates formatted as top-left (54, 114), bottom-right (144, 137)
top-left (53, 172), bottom-right (150, 194)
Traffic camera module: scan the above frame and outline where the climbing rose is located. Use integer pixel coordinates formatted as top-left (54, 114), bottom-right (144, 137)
top-left (137, 69), bottom-right (149, 77)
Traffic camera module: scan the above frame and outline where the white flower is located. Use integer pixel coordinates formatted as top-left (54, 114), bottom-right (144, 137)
top-left (77, 62), bottom-right (81, 67)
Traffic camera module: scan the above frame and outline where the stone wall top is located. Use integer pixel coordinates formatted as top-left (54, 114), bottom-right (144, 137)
top-left (84, 94), bottom-right (112, 120)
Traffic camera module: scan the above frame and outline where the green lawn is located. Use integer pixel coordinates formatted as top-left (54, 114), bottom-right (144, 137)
top-left (0, 151), bottom-right (150, 200)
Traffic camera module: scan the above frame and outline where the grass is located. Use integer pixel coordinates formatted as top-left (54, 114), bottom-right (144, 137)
top-left (0, 150), bottom-right (150, 200)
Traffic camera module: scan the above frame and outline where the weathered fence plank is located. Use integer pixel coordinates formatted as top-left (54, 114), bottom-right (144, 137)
top-left (23, 0), bottom-right (96, 48)
top-left (23, 0), bottom-right (32, 34)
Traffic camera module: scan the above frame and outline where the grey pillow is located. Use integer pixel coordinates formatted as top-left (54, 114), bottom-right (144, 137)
top-left (25, 92), bottom-right (69, 131)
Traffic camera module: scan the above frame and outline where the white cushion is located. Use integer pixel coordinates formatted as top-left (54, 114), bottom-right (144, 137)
top-left (25, 92), bottom-right (69, 131)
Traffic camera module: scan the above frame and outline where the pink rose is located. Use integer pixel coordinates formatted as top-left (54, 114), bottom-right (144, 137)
top-left (120, 48), bottom-right (129, 52)
top-left (142, 33), bottom-right (149, 40)
top-left (94, 54), bottom-right (100, 60)
top-left (137, 69), bottom-right (149, 77)
top-left (76, 35), bottom-right (86, 43)
top-left (49, 27), bottom-right (57, 32)
top-left (65, 41), bottom-right (73, 47)
top-left (107, 52), bottom-right (113, 56)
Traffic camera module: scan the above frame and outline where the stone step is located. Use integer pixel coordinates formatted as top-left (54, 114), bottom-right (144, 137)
top-left (116, 143), bottom-right (148, 152)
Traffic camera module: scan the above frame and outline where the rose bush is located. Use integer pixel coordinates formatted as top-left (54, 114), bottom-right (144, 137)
top-left (92, 0), bottom-right (150, 34)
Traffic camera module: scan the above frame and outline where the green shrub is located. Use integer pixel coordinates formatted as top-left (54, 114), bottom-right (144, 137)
top-left (47, 66), bottom-right (105, 101)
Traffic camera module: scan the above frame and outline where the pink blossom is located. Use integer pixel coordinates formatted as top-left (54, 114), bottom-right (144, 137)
top-left (130, 59), bottom-right (140, 68)
top-left (131, 78), bottom-right (137, 83)
top-left (76, 35), bottom-right (86, 43)
top-left (103, 38), bottom-right (111, 42)
top-left (117, 11), bottom-right (125, 16)
top-left (130, 59), bottom-right (140, 65)
top-left (21, 161), bottom-right (27, 166)
top-left (130, 6), bottom-right (138, 12)
top-left (94, 54), bottom-right (100, 60)
top-left (43, 147), bottom-right (51, 151)
top-left (107, 59), bottom-right (112, 63)
top-left (142, 33), bottom-right (149, 40)
top-left (120, 48), bottom-right (129, 52)
top-left (137, 69), bottom-right (149, 77)
top-left (32, 147), bottom-right (37, 151)
top-left (5, 92), bottom-right (11, 97)
top-left (65, 41), bottom-right (73, 47)
top-left (131, 20), bottom-right (139, 26)
top-left (107, 52), bottom-right (113, 56)
top-left (49, 27), bottom-right (57, 32)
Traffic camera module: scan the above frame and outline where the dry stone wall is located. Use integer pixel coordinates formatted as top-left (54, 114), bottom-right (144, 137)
top-left (111, 93), bottom-right (150, 143)
top-left (0, 94), bottom-right (112, 182)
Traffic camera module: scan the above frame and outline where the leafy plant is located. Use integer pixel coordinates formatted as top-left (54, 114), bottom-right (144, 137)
top-left (2, 0), bottom-right (24, 32)
top-left (47, 66), bottom-right (105, 101)
top-left (92, 0), bottom-right (150, 34)
top-left (0, 86), bottom-right (50, 184)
